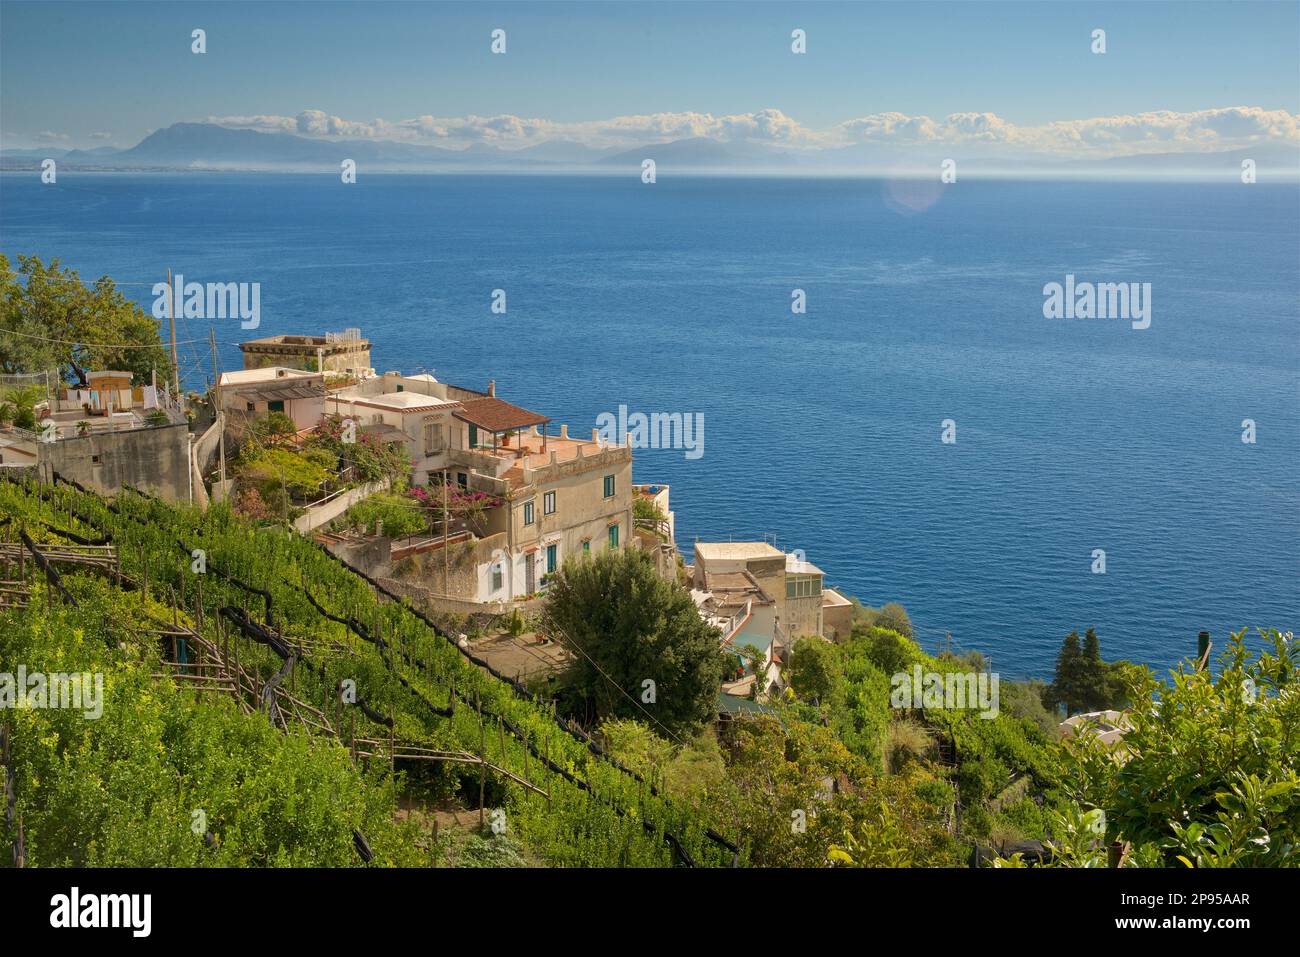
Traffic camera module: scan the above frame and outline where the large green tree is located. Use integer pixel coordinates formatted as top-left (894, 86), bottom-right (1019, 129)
top-left (789, 637), bottom-right (841, 705)
top-left (1046, 630), bottom-right (1086, 715)
top-left (542, 547), bottom-right (727, 738)
top-left (0, 254), bottom-right (173, 384)
top-left (1080, 627), bottom-right (1105, 710)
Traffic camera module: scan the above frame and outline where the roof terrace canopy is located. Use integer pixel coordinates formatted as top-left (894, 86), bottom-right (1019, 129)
top-left (453, 397), bottom-right (549, 434)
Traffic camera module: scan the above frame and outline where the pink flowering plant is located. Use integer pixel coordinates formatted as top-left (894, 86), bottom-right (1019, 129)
top-left (408, 480), bottom-right (503, 532)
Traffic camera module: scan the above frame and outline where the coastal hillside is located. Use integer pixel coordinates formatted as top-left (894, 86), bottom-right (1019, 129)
top-left (3, 471), bottom-right (1295, 867)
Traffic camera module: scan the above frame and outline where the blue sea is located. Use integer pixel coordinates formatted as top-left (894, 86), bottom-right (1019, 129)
top-left (2, 172), bottom-right (1297, 678)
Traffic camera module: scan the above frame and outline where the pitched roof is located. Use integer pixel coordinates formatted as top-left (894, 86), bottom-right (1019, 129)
top-left (453, 397), bottom-right (549, 433)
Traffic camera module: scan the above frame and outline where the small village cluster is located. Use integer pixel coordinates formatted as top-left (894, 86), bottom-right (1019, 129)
top-left (0, 328), bottom-right (854, 709)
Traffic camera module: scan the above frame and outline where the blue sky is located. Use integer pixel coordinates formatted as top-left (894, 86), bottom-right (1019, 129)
top-left (2, 0), bottom-right (1297, 154)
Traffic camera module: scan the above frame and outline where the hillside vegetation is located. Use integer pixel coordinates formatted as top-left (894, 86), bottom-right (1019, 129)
top-left (2, 472), bottom-right (1295, 868)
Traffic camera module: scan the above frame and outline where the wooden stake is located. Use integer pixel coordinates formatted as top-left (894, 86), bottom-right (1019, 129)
top-left (477, 692), bottom-right (486, 828)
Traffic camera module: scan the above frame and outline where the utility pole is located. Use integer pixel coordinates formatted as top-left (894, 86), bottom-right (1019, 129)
top-left (443, 470), bottom-right (449, 595)
top-left (210, 326), bottom-right (226, 488)
top-left (166, 268), bottom-right (180, 397)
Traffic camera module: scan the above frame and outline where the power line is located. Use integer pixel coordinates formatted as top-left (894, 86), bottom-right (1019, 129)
top-left (547, 619), bottom-right (693, 750)
top-left (8, 274), bottom-right (163, 288)
top-left (0, 327), bottom-right (203, 349)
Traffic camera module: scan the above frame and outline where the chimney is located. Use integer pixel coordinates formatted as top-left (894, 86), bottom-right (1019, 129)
top-left (488, 380), bottom-right (495, 397)
top-left (592, 428), bottom-right (599, 442)
top-left (560, 423), bottom-right (568, 439)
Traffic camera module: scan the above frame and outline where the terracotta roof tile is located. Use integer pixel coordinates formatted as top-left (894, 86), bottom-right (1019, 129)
top-left (453, 397), bottom-right (549, 433)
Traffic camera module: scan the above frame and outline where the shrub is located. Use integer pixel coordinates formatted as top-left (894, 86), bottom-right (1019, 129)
top-left (344, 493), bottom-right (426, 539)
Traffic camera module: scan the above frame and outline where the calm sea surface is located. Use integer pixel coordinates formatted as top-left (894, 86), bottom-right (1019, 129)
top-left (2, 172), bottom-right (1297, 678)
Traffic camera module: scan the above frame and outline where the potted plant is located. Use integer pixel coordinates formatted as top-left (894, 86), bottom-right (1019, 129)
top-left (76, 420), bottom-right (91, 436)
top-left (0, 402), bottom-right (14, 432)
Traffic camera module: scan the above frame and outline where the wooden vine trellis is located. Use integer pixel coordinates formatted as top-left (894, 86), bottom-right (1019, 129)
top-left (0, 515), bottom-right (550, 861)
top-left (2, 472), bottom-right (731, 867)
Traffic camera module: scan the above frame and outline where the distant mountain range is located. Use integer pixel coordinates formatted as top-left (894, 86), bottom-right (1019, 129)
top-left (3, 121), bottom-right (1297, 177)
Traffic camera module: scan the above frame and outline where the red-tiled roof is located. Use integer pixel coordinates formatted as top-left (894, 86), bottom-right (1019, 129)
top-left (453, 397), bottom-right (549, 433)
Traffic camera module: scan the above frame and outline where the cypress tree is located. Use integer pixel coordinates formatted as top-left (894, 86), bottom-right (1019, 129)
top-left (1049, 630), bottom-right (1084, 716)
top-left (1082, 627), bottom-right (1105, 711)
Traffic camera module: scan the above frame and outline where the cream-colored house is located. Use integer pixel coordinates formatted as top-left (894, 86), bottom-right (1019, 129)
top-left (822, 587), bottom-right (854, 641)
top-left (329, 372), bottom-right (633, 608)
top-left (693, 541), bottom-right (831, 639)
top-left (219, 367), bottom-right (326, 435)
top-left (690, 541), bottom-right (842, 695)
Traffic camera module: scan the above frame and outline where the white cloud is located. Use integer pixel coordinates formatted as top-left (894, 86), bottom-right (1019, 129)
top-left (200, 105), bottom-right (1300, 157)
top-left (89, 131), bottom-right (113, 140)
top-left (832, 106), bottom-right (1300, 155)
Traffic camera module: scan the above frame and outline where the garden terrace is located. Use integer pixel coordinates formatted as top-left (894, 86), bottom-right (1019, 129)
top-left (0, 472), bottom-right (740, 867)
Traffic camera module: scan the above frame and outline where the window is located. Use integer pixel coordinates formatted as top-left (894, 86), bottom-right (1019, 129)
top-left (246, 402), bottom-right (256, 412)
top-left (546, 543), bottom-right (557, 574)
top-left (457, 472), bottom-right (468, 489)
top-left (491, 563), bottom-right (504, 592)
top-left (395, 384), bottom-right (404, 392)
top-left (786, 576), bottom-right (821, 599)
top-left (267, 399), bottom-right (285, 414)
top-left (603, 474), bottom-right (615, 498)
top-left (608, 523), bottom-right (619, 548)
top-left (468, 425), bottom-right (478, 448)
top-left (523, 501), bottom-right (534, 525)
top-left (543, 491), bottom-right (556, 515)
top-left (582, 539), bottom-right (590, 553)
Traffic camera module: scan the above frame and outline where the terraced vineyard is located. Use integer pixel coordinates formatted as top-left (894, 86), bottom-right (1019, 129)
top-left (0, 472), bottom-right (738, 867)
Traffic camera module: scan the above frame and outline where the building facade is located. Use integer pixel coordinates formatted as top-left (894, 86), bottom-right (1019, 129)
top-left (239, 330), bottom-right (372, 377)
